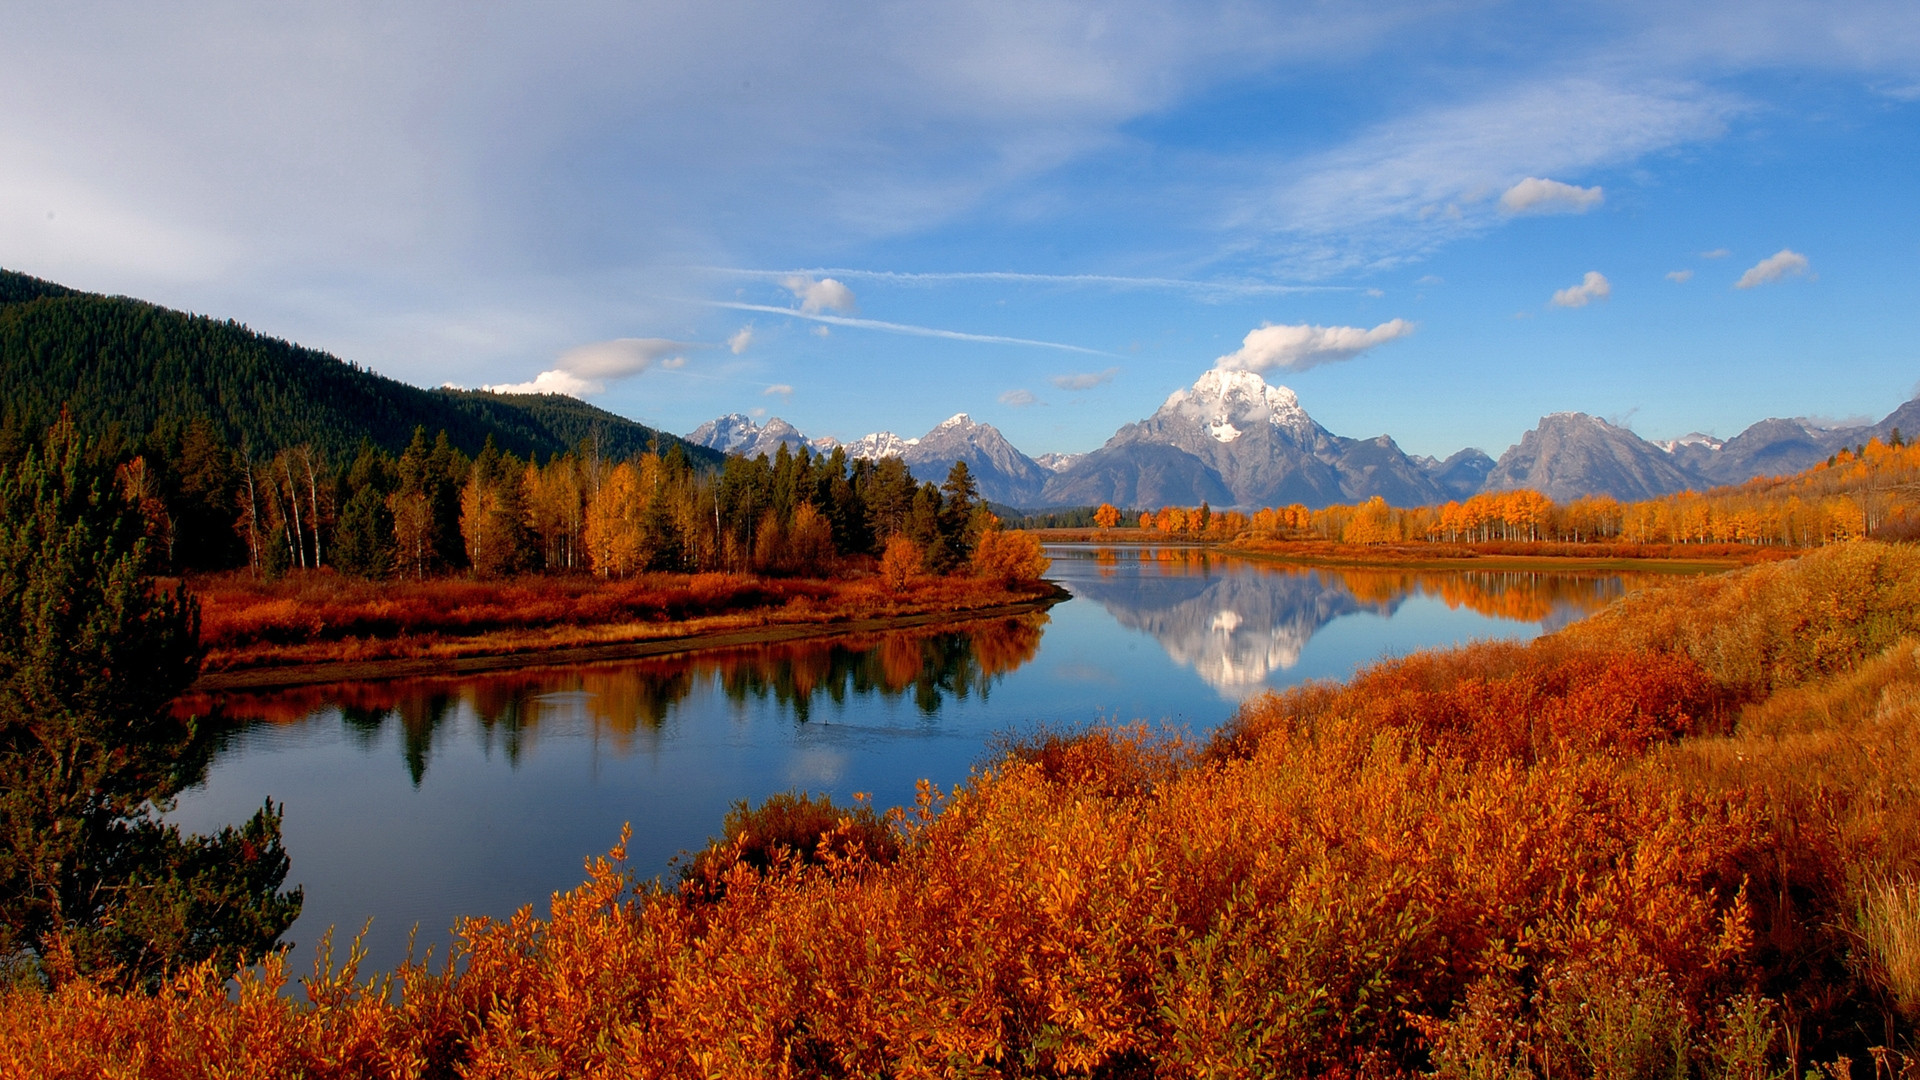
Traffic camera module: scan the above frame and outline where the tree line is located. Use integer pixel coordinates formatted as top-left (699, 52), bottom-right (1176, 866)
top-left (29, 414), bottom-right (1011, 580)
top-left (1098, 435), bottom-right (1920, 548)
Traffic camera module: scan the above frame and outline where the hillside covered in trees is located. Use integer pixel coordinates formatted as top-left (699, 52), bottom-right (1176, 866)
top-left (0, 268), bottom-right (717, 468)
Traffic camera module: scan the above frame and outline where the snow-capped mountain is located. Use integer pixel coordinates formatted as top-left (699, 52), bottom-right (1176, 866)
top-left (685, 414), bottom-right (819, 460)
top-left (899, 413), bottom-right (1051, 506)
top-left (1655, 432), bottom-right (1725, 454)
top-left (1042, 369), bottom-right (1446, 509)
top-left (841, 430), bottom-right (917, 461)
top-left (686, 413), bottom-right (762, 454)
top-left (689, 379), bottom-right (1920, 512)
top-left (687, 412), bottom-right (1050, 506)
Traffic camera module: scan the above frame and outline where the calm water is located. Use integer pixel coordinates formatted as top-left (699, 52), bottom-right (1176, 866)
top-left (166, 546), bottom-right (1661, 971)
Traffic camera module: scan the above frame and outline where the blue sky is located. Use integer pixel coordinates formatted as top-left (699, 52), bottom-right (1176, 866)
top-left (2, 2), bottom-right (1917, 459)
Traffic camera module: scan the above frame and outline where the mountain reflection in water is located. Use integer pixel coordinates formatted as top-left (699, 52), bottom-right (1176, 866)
top-left (1054, 546), bottom-right (1649, 697)
top-left (194, 615), bottom-right (1046, 784)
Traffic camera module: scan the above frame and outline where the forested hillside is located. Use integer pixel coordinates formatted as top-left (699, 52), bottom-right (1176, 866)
top-left (0, 268), bottom-right (716, 466)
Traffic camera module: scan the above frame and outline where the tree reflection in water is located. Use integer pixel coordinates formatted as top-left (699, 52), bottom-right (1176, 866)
top-left (184, 614), bottom-right (1047, 783)
top-left (182, 553), bottom-right (1665, 779)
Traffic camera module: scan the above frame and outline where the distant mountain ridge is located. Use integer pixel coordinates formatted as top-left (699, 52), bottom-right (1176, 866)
top-left (690, 373), bottom-right (1920, 510)
top-left (686, 411), bottom-right (1051, 505)
top-left (0, 267), bottom-right (719, 466)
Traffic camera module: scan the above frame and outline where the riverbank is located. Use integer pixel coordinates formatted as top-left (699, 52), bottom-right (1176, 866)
top-left (186, 570), bottom-right (1067, 692)
top-left (1030, 528), bottom-right (1786, 571)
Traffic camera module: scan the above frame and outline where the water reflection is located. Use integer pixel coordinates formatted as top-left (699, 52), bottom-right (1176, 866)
top-left (166, 549), bottom-right (1687, 975)
top-left (1051, 546), bottom-right (1649, 696)
top-left (186, 615), bottom-right (1047, 784)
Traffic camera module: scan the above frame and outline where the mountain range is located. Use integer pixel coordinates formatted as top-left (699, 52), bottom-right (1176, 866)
top-left (6, 264), bottom-right (1900, 509)
top-left (690, 369), bottom-right (1920, 510)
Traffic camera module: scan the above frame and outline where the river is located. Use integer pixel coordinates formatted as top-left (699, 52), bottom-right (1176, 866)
top-left (165, 545), bottom-right (1672, 972)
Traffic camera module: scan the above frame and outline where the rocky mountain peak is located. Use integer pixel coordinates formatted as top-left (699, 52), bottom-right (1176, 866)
top-left (1159, 369), bottom-right (1312, 444)
top-left (1484, 412), bottom-right (1696, 502)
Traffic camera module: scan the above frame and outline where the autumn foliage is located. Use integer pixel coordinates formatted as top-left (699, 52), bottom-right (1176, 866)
top-left (1109, 435), bottom-right (1920, 555)
top-left (11, 543), bottom-right (1920, 1076)
top-left (189, 553), bottom-right (1056, 676)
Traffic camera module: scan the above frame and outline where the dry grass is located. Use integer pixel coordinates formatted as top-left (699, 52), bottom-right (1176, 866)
top-left (190, 570), bottom-right (1053, 674)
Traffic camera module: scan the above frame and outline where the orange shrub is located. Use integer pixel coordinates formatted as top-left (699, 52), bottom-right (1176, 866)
top-left (28, 546), bottom-right (1920, 1075)
top-left (967, 528), bottom-right (1050, 585)
top-left (877, 534), bottom-right (921, 594)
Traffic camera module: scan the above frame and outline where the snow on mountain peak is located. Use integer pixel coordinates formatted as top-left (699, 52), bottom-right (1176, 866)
top-left (1161, 368), bottom-right (1310, 441)
top-left (842, 431), bottom-right (917, 460)
top-left (936, 413), bottom-right (972, 430)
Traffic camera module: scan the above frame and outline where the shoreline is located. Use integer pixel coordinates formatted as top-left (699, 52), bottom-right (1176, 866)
top-left (1217, 546), bottom-right (1745, 574)
top-left (1028, 529), bottom-right (1769, 573)
top-left (189, 585), bottom-right (1071, 693)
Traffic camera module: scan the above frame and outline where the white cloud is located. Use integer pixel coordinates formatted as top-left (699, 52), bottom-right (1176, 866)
top-left (1666, 268), bottom-right (1693, 283)
top-left (1214, 318), bottom-right (1414, 373)
top-left (1551, 271), bottom-right (1611, 307)
top-left (1499, 177), bottom-right (1604, 215)
top-left (482, 369), bottom-right (602, 396)
top-left (727, 325), bottom-right (755, 354)
top-left (764, 383), bottom-right (794, 398)
top-left (1701, 248), bottom-right (1731, 258)
top-left (481, 336), bottom-right (686, 397)
top-left (557, 337), bottom-right (685, 379)
top-left (659, 355), bottom-right (687, 369)
top-left (1050, 367), bottom-right (1119, 390)
top-left (1735, 248), bottom-right (1810, 289)
top-left (999, 388), bottom-right (1041, 406)
top-left (782, 275), bottom-right (858, 314)
top-left (812, 325), bottom-right (832, 337)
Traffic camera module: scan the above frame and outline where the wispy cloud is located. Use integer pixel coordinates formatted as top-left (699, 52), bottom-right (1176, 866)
top-left (764, 383), bottom-right (794, 398)
top-left (1700, 248), bottom-right (1731, 259)
top-left (1735, 249), bottom-right (1810, 288)
top-left (708, 266), bottom-right (1345, 297)
top-left (705, 300), bottom-right (1114, 355)
top-left (1215, 319), bottom-right (1414, 373)
top-left (1050, 367), bottom-right (1120, 390)
top-left (1551, 271), bottom-right (1611, 307)
top-left (727, 325), bottom-right (755, 354)
top-left (1499, 177), bottom-right (1604, 215)
top-left (998, 388), bottom-right (1041, 407)
top-left (1665, 269), bottom-right (1693, 283)
top-left (483, 337), bottom-right (689, 396)
top-left (1263, 78), bottom-right (1735, 268)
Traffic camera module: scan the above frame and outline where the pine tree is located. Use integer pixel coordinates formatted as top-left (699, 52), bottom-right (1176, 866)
top-left (0, 420), bottom-right (299, 985)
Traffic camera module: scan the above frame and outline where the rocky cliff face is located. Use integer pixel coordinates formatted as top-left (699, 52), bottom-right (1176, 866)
top-left (686, 414), bottom-right (817, 459)
top-left (1484, 413), bottom-right (1697, 501)
top-left (899, 413), bottom-right (1053, 506)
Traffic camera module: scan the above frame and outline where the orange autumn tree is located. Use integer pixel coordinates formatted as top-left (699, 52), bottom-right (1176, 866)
top-left (970, 528), bottom-right (1051, 585)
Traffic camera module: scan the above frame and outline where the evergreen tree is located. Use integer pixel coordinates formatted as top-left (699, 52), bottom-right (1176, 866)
top-left (0, 421), bottom-right (299, 986)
